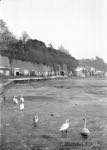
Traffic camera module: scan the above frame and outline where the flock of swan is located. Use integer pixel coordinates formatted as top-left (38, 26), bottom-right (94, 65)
top-left (13, 95), bottom-right (24, 111)
top-left (12, 95), bottom-right (90, 138)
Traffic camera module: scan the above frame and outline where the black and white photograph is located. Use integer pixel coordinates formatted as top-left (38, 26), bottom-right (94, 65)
top-left (0, 0), bottom-right (107, 149)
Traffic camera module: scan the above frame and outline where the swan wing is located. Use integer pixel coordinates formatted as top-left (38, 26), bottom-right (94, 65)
top-left (35, 118), bottom-right (39, 123)
top-left (60, 123), bottom-right (69, 131)
top-left (20, 104), bottom-right (24, 110)
top-left (81, 128), bottom-right (90, 135)
top-left (13, 98), bottom-right (18, 103)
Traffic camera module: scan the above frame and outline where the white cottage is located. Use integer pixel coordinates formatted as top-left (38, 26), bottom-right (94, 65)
top-left (13, 68), bottom-right (21, 76)
top-left (0, 66), bottom-right (10, 76)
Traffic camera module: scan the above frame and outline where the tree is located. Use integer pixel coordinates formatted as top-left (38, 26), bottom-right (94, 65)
top-left (0, 19), bottom-right (16, 50)
top-left (21, 31), bottom-right (30, 52)
top-left (58, 45), bottom-right (69, 54)
top-left (0, 20), bottom-right (79, 73)
top-left (79, 56), bottom-right (107, 71)
top-left (0, 19), bottom-right (18, 74)
top-left (48, 43), bottom-right (54, 49)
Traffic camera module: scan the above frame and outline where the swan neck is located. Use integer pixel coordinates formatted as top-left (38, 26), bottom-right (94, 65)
top-left (66, 120), bottom-right (69, 123)
top-left (84, 119), bottom-right (86, 129)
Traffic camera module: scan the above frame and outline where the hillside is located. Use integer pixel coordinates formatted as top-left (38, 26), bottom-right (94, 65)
top-left (0, 19), bottom-right (78, 73)
top-left (0, 39), bottom-right (78, 73)
top-left (79, 56), bottom-right (107, 71)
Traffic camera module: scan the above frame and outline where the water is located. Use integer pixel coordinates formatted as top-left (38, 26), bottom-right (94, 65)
top-left (0, 78), bottom-right (107, 149)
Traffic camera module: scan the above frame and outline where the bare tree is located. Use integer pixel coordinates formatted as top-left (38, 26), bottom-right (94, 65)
top-left (58, 45), bottom-right (69, 54)
top-left (21, 31), bottom-right (30, 52)
top-left (48, 43), bottom-right (54, 49)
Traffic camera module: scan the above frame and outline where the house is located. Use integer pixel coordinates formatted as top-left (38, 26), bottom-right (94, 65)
top-left (13, 68), bottom-right (21, 76)
top-left (0, 66), bottom-right (10, 76)
top-left (94, 70), bottom-right (104, 76)
top-left (23, 69), bottom-right (30, 76)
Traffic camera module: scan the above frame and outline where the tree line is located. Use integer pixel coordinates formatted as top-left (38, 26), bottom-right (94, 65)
top-left (79, 56), bottom-right (107, 72)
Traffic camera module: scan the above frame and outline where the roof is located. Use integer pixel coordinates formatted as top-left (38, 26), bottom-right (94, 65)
top-left (75, 67), bottom-right (84, 71)
top-left (0, 66), bottom-right (10, 70)
top-left (0, 66), bottom-right (6, 69)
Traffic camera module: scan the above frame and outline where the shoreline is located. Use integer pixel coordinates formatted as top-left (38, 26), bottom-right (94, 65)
top-left (1, 75), bottom-right (69, 84)
top-left (0, 75), bottom-right (69, 96)
top-left (0, 75), bottom-right (107, 87)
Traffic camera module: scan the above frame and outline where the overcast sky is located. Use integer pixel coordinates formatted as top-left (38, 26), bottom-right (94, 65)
top-left (0, 0), bottom-right (107, 62)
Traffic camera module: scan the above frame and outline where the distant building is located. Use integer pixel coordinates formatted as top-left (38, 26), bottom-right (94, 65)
top-left (23, 69), bottom-right (30, 76)
top-left (75, 67), bottom-right (85, 77)
top-left (94, 70), bottom-right (104, 76)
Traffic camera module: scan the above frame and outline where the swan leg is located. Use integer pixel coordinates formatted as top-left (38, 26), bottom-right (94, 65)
top-left (66, 130), bottom-right (67, 134)
top-left (61, 130), bottom-right (64, 136)
top-left (33, 122), bottom-right (37, 127)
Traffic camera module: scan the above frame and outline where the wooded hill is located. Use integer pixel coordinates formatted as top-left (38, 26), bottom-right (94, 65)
top-left (0, 19), bottom-right (78, 73)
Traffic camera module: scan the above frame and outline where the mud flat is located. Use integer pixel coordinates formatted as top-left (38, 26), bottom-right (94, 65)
top-left (0, 78), bottom-right (107, 149)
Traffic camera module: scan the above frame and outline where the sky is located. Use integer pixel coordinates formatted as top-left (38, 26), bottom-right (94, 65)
top-left (0, 0), bottom-right (107, 62)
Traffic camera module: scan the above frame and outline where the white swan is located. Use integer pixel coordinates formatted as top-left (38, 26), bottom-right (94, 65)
top-left (19, 102), bottom-right (24, 111)
top-left (20, 95), bottom-right (24, 103)
top-left (13, 96), bottom-right (18, 104)
top-left (59, 119), bottom-right (70, 134)
top-left (81, 118), bottom-right (90, 138)
top-left (33, 113), bottom-right (39, 127)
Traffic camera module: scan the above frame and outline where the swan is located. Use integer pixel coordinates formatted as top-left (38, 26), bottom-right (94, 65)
top-left (59, 119), bottom-right (70, 134)
top-left (3, 95), bottom-right (6, 105)
top-left (13, 96), bottom-right (18, 104)
top-left (20, 95), bottom-right (24, 103)
top-left (19, 102), bottom-right (24, 111)
top-left (33, 113), bottom-right (39, 127)
top-left (81, 118), bottom-right (90, 138)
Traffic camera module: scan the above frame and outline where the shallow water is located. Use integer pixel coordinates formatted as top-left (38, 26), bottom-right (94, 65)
top-left (0, 78), bottom-right (107, 150)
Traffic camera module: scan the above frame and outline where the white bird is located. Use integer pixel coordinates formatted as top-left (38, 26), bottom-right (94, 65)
top-left (81, 118), bottom-right (90, 138)
top-left (33, 113), bottom-right (39, 127)
top-left (20, 95), bottom-right (24, 103)
top-left (19, 102), bottom-right (24, 111)
top-left (13, 96), bottom-right (18, 104)
top-left (59, 119), bottom-right (70, 135)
